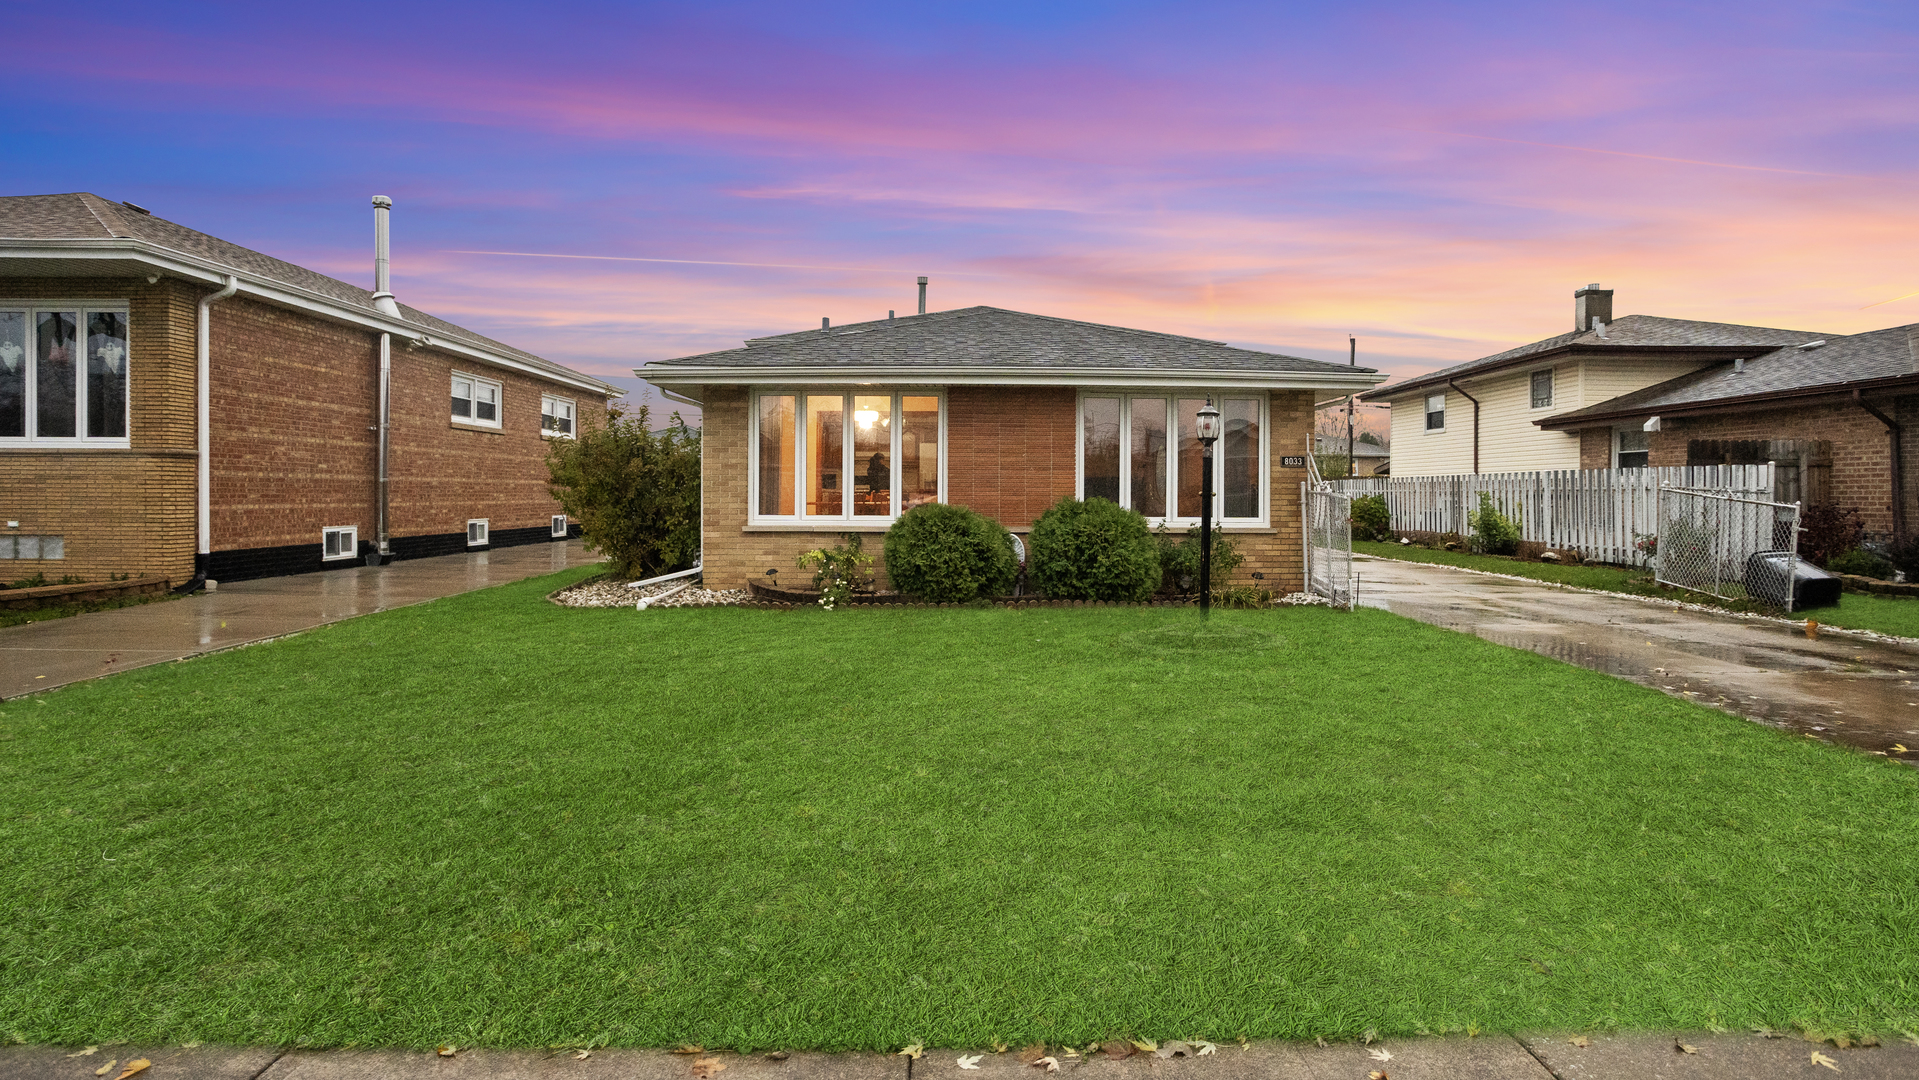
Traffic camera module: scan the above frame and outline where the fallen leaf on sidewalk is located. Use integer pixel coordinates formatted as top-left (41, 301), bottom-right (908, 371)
top-left (1676, 1042), bottom-right (1698, 1054)
top-left (1811, 1049), bottom-right (1839, 1071)
top-left (1195, 1042), bottom-right (1217, 1056)
top-left (115, 1062), bottom-right (151, 1080)
top-left (1368, 1048), bottom-right (1393, 1062)
top-left (437, 1046), bottom-right (457, 1057)
top-left (574, 1050), bottom-right (592, 1060)
top-left (1154, 1041), bottom-right (1193, 1059)
top-left (1101, 1040), bottom-right (1134, 1060)
top-left (764, 1051), bottom-right (790, 1061)
top-left (1899, 1030), bottom-right (1919, 1046)
top-left (1893, 744), bottom-right (1909, 754)
top-left (1567, 1036), bottom-right (1591, 1048)
top-left (94, 1061), bottom-right (116, 1077)
top-left (1034, 1057), bottom-right (1059, 1073)
top-left (674, 1045), bottom-right (705, 1055)
top-left (1130, 1039), bottom-right (1157, 1053)
top-left (897, 1044), bottom-right (924, 1060)
top-left (957, 1055), bottom-right (983, 1070)
top-left (1019, 1043), bottom-right (1048, 1064)
top-left (992, 1042), bottom-right (1009, 1054)
top-left (1314, 1036), bottom-right (1327, 1048)
top-left (66, 1047), bottom-right (99, 1058)
top-left (692, 1057), bottom-right (729, 1079)
top-left (1368, 1071), bottom-right (1389, 1080)
top-left (1754, 1027), bottom-right (1782, 1038)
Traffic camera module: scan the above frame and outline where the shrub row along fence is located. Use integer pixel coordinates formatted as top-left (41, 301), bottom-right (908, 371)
top-left (1331, 464), bottom-right (1775, 566)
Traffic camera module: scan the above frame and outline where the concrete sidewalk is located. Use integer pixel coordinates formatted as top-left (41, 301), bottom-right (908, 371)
top-left (1355, 552), bottom-right (1919, 759)
top-left (0, 540), bottom-right (601, 700)
top-left (4, 1033), bottom-right (1915, 1080)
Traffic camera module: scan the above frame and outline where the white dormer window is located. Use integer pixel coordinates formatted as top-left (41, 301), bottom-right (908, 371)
top-left (452, 373), bottom-right (502, 428)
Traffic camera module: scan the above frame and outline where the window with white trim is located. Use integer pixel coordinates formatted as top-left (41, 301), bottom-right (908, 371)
top-left (467, 518), bottom-right (489, 546)
top-left (541, 394), bottom-right (575, 437)
top-left (0, 304), bottom-right (131, 446)
top-left (322, 526), bottom-right (358, 561)
top-left (1530, 369), bottom-right (1554, 409)
top-left (1076, 394), bottom-right (1266, 524)
top-left (452, 373), bottom-right (501, 428)
top-left (1424, 393), bottom-right (1446, 431)
top-left (1615, 428), bottom-right (1650, 469)
top-left (750, 390), bottom-right (943, 522)
top-left (551, 514), bottom-right (569, 538)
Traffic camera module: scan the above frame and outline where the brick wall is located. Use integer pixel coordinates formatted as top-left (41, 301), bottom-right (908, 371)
top-left (1578, 427), bottom-right (1612, 470)
top-left (698, 385), bottom-right (1315, 596)
top-left (3, 276), bottom-right (605, 584)
top-left (0, 277), bottom-right (199, 583)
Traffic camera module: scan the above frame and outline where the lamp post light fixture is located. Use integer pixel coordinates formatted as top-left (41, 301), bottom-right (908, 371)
top-left (1194, 398), bottom-right (1222, 618)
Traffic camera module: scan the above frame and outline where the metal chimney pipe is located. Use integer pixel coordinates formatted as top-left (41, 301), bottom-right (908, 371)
top-left (917, 276), bottom-right (927, 315)
top-left (371, 196), bottom-right (400, 317)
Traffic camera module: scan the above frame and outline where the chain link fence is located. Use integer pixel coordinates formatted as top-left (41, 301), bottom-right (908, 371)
top-left (1654, 486), bottom-right (1802, 611)
top-left (1304, 483), bottom-right (1355, 609)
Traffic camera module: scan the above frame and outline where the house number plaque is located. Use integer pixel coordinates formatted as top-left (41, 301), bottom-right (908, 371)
top-left (1280, 455), bottom-right (1307, 468)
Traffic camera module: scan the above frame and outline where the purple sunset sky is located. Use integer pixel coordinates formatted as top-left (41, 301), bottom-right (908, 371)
top-left (6, 0), bottom-right (1916, 429)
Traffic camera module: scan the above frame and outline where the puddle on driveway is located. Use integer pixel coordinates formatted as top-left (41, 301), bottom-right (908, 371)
top-left (1356, 555), bottom-right (1919, 761)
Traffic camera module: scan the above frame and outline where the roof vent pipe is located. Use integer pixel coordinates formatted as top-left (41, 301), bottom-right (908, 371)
top-left (371, 196), bottom-right (400, 317)
top-left (1734, 357), bottom-right (1745, 374)
top-left (917, 276), bottom-right (928, 315)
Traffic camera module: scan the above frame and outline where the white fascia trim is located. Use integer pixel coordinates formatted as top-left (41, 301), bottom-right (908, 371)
top-left (642, 365), bottom-right (1385, 392)
top-left (0, 242), bottom-right (618, 397)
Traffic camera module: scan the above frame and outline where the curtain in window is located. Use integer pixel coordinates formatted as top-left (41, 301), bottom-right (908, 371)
top-left (757, 395), bottom-right (796, 515)
top-left (36, 311), bottom-right (77, 438)
top-left (86, 311), bottom-right (128, 438)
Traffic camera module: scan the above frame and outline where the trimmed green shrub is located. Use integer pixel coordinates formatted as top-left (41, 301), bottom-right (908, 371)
top-left (1350, 494), bottom-right (1392, 542)
top-left (1155, 525), bottom-right (1243, 594)
top-left (1827, 548), bottom-right (1895, 580)
top-left (1028, 497), bottom-right (1160, 601)
top-left (883, 503), bottom-right (1019, 602)
top-left (1469, 493), bottom-right (1521, 556)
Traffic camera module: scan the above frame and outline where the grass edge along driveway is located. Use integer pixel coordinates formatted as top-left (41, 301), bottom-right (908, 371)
top-left (2, 565), bottom-right (1915, 1051)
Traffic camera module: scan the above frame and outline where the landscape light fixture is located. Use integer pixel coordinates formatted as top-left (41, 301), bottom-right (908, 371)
top-left (1195, 399), bottom-right (1221, 618)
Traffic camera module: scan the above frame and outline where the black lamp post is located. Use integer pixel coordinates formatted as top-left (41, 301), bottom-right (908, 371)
top-left (1195, 398), bottom-right (1221, 617)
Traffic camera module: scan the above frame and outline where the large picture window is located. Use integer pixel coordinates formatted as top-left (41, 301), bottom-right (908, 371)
top-left (1078, 394), bottom-right (1265, 524)
top-left (0, 304), bottom-right (130, 445)
top-left (752, 390), bottom-right (942, 521)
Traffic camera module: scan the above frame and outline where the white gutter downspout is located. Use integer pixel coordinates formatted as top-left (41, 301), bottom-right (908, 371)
top-left (184, 274), bottom-right (239, 593)
top-left (371, 196), bottom-right (400, 562)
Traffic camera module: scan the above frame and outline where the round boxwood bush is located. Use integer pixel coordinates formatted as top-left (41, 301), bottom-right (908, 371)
top-left (882, 502), bottom-right (1019, 602)
top-left (1350, 493), bottom-right (1392, 542)
top-left (1027, 496), bottom-right (1160, 602)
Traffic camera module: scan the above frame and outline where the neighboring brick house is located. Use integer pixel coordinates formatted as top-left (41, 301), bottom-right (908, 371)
top-left (1362, 283), bottom-right (1916, 539)
top-left (1, 192), bottom-right (616, 585)
top-left (642, 306), bottom-right (1384, 594)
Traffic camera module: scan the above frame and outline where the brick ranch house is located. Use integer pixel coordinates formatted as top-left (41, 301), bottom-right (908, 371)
top-left (0, 192), bottom-right (617, 586)
top-left (642, 306), bottom-right (1384, 594)
top-left (1364, 284), bottom-right (1917, 538)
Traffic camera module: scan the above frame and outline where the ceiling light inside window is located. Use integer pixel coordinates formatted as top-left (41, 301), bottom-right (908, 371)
top-left (854, 408), bottom-right (880, 428)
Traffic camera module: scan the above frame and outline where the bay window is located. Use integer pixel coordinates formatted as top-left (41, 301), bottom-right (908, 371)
top-left (1078, 394), bottom-right (1265, 524)
top-left (0, 304), bottom-right (130, 445)
top-left (752, 390), bottom-right (942, 521)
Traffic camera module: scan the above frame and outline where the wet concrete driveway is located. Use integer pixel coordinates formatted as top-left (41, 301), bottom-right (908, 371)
top-left (0, 540), bottom-right (600, 700)
top-left (1356, 553), bottom-right (1919, 759)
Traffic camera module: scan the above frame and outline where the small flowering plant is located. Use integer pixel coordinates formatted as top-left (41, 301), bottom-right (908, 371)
top-left (797, 534), bottom-right (874, 611)
top-left (1633, 532), bottom-right (1658, 557)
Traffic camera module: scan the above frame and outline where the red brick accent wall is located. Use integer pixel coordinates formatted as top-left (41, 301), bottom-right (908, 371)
top-left (945, 386), bottom-right (1079, 527)
top-left (697, 385), bottom-right (1316, 596)
top-left (1578, 427), bottom-right (1612, 470)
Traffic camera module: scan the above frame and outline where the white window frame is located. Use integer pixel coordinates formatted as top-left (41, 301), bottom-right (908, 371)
top-left (321, 526), bottom-right (359, 561)
top-left (1614, 427), bottom-right (1651, 470)
top-left (747, 389), bottom-right (947, 525)
top-left (551, 514), bottom-right (569, 538)
top-left (1424, 393), bottom-right (1446, 433)
top-left (467, 518), bottom-right (490, 546)
top-left (1073, 391), bottom-right (1270, 528)
top-left (451, 372), bottom-right (503, 429)
top-left (541, 394), bottom-right (576, 438)
top-left (1530, 369), bottom-right (1554, 409)
top-left (0, 301), bottom-right (133, 449)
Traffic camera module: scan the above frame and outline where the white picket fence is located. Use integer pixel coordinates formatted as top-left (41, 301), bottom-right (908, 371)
top-left (1330, 465), bottom-right (1775, 567)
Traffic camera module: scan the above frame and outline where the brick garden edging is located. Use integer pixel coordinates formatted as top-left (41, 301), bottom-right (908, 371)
top-left (1836, 574), bottom-right (1919, 598)
top-left (0, 575), bottom-right (172, 612)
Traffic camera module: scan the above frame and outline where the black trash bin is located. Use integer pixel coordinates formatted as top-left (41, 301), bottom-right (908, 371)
top-left (1743, 551), bottom-right (1841, 610)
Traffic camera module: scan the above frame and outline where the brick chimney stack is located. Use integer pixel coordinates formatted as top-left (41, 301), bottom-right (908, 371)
top-left (1574, 283), bottom-right (1613, 332)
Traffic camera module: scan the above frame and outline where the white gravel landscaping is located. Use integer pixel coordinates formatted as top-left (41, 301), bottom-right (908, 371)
top-left (552, 576), bottom-right (748, 608)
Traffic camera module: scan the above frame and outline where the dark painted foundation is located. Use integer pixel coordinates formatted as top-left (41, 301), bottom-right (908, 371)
top-left (209, 524), bottom-right (581, 583)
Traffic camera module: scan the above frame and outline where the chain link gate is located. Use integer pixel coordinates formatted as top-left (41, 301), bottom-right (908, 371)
top-left (1302, 465), bottom-right (1356, 608)
top-left (1654, 486), bottom-right (1803, 611)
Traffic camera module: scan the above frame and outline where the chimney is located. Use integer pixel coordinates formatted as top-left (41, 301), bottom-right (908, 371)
top-left (917, 276), bottom-right (928, 315)
top-left (1574, 282), bottom-right (1612, 333)
top-left (371, 196), bottom-right (400, 317)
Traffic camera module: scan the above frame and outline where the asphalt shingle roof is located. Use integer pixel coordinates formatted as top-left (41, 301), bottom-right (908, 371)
top-left (0, 192), bottom-right (610, 391)
top-left (1364, 314), bottom-right (1833, 401)
top-left (646, 306), bottom-right (1376, 376)
top-left (1538, 323), bottom-right (1919, 425)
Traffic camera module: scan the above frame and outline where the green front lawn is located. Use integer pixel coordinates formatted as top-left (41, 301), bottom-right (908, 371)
top-left (3, 567), bottom-right (1915, 1050)
top-left (1355, 540), bottom-right (1919, 639)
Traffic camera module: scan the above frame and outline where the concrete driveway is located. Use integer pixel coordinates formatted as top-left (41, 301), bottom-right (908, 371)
top-left (0, 540), bottom-right (601, 700)
top-left (1356, 553), bottom-right (1919, 759)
